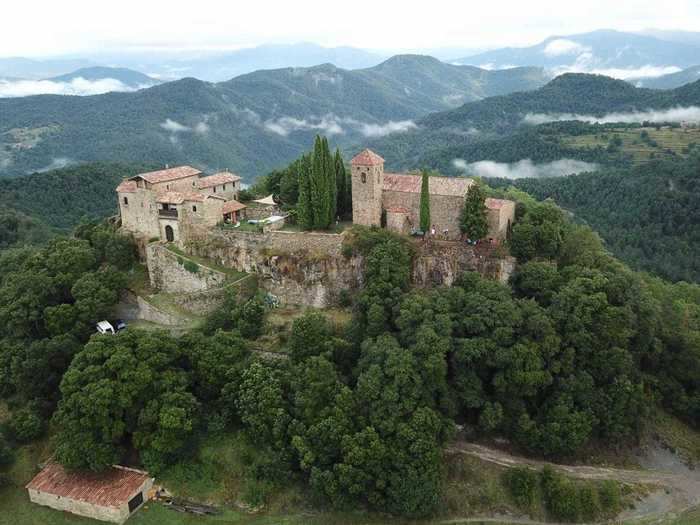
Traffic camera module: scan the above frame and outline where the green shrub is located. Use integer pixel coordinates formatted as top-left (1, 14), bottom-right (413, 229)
top-left (540, 466), bottom-right (580, 522)
top-left (9, 406), bottom-right (45, 442)
top-left (503, 467), bottom-right (539, 509)
top-left (598, 480), bottom-right (622, 514)
top-left (0, 433), bottom-right (13, 466)
top-left (578, 484), bottom-right (601, 521)
top-left (183, 260), bottom-right (199, 273)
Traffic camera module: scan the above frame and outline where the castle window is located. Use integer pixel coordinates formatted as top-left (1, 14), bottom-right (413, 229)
top-left (213, 186), bottom-right (216, 193)
top-left (166, 184), bottom-right (170, 190)
top-left (223, 184), bottom-right (227, 190)
top-left (192, 205), bottom-right (197, 212)
top-left (361, 173), bottom-right (367, 183)
top-left (123, 196), bottom-right (128, 205)
top-left (192, 181), bottom-right (196, 186)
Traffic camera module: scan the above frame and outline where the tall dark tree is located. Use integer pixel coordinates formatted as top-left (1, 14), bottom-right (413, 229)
top-left (296, 154), bottom-right (313, 230)
top-left (334, 148), bottom-right (349, 219)
top-left (419, 169), bottom-right (431, 232)
top-left (311, 136), bottom-right (326, 229)
top-left (460, 182), bottom-right (489, 239)
top-left (323, 137), bottom-right (337, 224)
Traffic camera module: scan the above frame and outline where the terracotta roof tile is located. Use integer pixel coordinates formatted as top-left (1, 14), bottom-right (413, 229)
top-left (351, 149), bottom-right (384, 166)
top-left (222, 200), bottom-right (247, 213)
top-left (116, 180), bottom-right (137, 193)
top-left (383, 173), bottom-right (473, 197)
top-left (134, 166), bottom-right (201, 184)
top-left (198, 172), bottom-right (241, 189)
top-left (26, 463), bottom-right (151, 509)
top-left (155, 191), bottom-right (208, 204)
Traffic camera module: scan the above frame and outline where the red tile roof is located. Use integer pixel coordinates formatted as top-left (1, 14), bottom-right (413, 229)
top-left (351, 149), bottom-right (385, 166)
top-left (222, 200), bottom-right (247, 213)
top-left (134, 166), bottom-right (201, 184)
top-left (116, 180), bottom-right (137, 193)
top-left (156, 191), bottom-right (207, 204)
top-left (26, 463), bottom-right (151, 509)
top-left (383, 173), bottom-right (473, 197)
top-left (198, 172), bottom-right (241, 189)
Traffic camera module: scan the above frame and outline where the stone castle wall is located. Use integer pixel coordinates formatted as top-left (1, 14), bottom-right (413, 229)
top-left (186, 230), bottom-right (360, 307)
top-left (146, 242), bottom-right (227, 293)
top-left (382, 191), bottom-right (465, 239)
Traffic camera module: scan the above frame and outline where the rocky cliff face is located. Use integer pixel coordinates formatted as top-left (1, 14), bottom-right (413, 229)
top-left (170, 229), bottom-right (515, 308)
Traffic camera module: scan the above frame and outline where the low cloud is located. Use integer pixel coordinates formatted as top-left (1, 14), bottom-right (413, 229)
top-left (453, 158), bottom-right (598, 179)
top-left (34, 157), bottom-right (74, 173)
top-left (590, 65), bottom-right (682, 80)
top-left (356, 120), bottom-right (417, 137)
top-left (160, 118), bottom-right (211, 136)
top-left (264, 115), bottom-right (344, 137)
top-left (263, 114), bottom-right (417, 138)
top-left (523, 106), bottom-right (700, 125)
top-left (543, 39), bottom-right (591, 57)
top-left (0, 77), bottom-right (150, 97)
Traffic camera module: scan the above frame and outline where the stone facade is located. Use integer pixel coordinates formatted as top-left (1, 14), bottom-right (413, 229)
top-left (350, 149), bottom-right (515, 241)
top-left (117, 166), bottom-right (246, 247)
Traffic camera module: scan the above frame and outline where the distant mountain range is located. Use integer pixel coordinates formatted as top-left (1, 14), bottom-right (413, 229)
top-left (455, 29), bottom-right (700, 79)
top-left (635, 65), bottom-right (700, 89)
top-left (46, 67), bottom-right (159, 88)
top-left (0, 66), bottom-right (160, 98)
top-left (368, 74), bottom-right (700, 172)
top-left (0, 55), bottom-right (549, 179)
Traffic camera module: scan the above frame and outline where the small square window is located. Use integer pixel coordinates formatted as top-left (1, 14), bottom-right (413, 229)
top-left (192, 205), bottom-right (197, 212)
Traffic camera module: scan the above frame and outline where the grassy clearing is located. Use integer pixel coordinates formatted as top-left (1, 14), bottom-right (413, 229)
top-left (648, 410), bottom-right (700, 466)
top-left (561, 126), bottom-right (700, 164)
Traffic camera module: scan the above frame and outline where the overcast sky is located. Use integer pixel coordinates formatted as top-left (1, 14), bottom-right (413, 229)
top-left (4, 0), bottom-right (700, 57)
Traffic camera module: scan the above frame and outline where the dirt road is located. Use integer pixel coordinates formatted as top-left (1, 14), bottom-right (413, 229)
top-left (445, 441), bottom-right (700, 524)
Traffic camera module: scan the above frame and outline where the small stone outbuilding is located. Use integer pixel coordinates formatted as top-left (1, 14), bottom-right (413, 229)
top-left (26, 462), bottom-right (154, 524)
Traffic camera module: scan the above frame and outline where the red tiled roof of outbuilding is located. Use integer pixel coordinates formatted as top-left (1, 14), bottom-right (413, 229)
top-left (222, 200), bottom-right (247, 213)
top-left (26, 462), bottom-right (151, 509)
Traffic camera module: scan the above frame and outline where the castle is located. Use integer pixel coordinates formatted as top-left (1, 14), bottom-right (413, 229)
top-left (350, 149), bottom-right (515, 240)
top-left (116, 166), bottom-right (245, 245)
top-left (116, 149), bottom-right (514, 245)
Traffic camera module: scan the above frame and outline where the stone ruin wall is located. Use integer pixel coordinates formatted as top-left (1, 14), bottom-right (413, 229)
top-left (166, 229), bottom-right (516, 307)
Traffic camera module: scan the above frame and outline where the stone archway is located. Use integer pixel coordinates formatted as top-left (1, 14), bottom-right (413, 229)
top-left (165, 225), bottom-right (174, 243)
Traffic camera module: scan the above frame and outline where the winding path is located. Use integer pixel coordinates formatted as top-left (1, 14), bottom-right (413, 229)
top-left (443, 441), bottom-right (700, 524)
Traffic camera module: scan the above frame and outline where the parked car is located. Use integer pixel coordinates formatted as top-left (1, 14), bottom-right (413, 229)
top-left (115, 319), bottom-right (127, 332)
top-left (96, 321), bottom-right (116, 335)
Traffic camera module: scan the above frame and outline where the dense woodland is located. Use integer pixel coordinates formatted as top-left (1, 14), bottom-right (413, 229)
top-left (1, 181), bottom-right (699, 520)
top-left (490, 153), bottom-right (700, 282)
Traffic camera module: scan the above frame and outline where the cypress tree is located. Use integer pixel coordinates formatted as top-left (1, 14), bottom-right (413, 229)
top-left (296, 153), bottom-right (313, 230)
top-left (334, 148), bottom-right (347, 219)
top-left (323, 137), bottom-right (336, 226)
top-left (311, 136), bottom-right (326, 229)
top-left (460, 182), bottom-right (489, 239)
top-left (419, 169), bottom-right (431, 232)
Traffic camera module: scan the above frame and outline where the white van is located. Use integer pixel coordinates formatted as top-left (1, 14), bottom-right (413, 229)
top-left (96, 321), bottom-right (116, 335)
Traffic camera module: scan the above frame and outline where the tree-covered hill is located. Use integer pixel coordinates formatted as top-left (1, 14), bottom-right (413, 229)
top-left (0, 162), bottom-right (156, 230)
top-left (0, 55), bottom-right (549, 181)
top-left (370, 74), bottom-right (700, 170)
top-left (489, 153), bottom-right (700, 282)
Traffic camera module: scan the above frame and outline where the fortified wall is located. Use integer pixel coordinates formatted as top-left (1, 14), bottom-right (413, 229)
top-left (145, 228), bottom-right (516, 307)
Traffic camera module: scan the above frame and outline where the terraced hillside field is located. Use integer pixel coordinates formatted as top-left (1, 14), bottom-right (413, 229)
top-left (561, 126), bottom-right (700, 164)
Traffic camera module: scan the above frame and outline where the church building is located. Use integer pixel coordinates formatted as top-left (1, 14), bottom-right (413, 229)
top-left (350, 149), bottom-right (515, 240)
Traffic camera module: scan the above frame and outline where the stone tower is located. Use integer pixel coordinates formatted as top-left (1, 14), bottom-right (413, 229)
top-left (351, 149), bottom-right (385, 226)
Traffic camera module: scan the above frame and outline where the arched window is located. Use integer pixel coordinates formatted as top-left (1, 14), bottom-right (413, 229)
top-left (123, 196), bottom-right (128, 205)
top-left (165, 225), bottom-right (175, 243)
top-left (361, 172), bottom-right (367, 183)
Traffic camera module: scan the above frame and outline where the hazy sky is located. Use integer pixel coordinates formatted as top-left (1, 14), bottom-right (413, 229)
top-left (4, 0), bottom-right (700, 57)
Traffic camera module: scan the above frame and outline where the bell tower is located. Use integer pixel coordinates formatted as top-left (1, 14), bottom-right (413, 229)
top-left (351, 149), bottom-right (384, 226)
